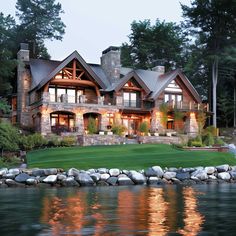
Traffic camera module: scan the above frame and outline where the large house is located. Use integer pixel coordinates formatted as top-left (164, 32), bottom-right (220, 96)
top-left (14, 43), bottom-right (207, 136)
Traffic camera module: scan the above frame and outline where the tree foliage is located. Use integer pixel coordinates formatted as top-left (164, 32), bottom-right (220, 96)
top-left (121, 19), bottom-right (187, 70)
top-left (15, 0), bottom-right (66, 59)
top-left (182, 0), bottom-right (236, 127)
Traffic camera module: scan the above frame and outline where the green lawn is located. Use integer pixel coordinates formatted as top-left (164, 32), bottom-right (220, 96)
top-left (27, 144), bottom-right (236, 170)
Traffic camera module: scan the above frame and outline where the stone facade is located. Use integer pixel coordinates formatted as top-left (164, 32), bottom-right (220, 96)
top-left (14, 44), bottom-right (203, 136)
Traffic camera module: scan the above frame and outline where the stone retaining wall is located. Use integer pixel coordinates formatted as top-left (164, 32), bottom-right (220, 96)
top-left (1, 164), bottom-right (236, 188)
top-left (77, 134), bottom-right (126, 146)
top-left (138, 135), bottom-right (188, 145)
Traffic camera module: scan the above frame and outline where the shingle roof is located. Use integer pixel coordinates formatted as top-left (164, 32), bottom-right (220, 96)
top-left (28, 51), bottom-right (201, 102)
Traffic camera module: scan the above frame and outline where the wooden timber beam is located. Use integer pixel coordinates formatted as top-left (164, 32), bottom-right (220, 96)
top-left (78, 71), bottom-right (85, 80)
top-left (72, 59), bottom-right (76, 80)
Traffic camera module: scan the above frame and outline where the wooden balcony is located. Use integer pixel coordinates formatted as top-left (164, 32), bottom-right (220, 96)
top-left (157, 100), bottom-right (209, 112)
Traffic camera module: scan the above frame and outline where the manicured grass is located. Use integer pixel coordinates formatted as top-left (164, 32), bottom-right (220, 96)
top-left (27, 144), bottom-right (236, 170)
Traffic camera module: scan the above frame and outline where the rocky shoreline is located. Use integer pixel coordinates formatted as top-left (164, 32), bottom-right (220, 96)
top-left (1, 164), bottom-right (236, 188)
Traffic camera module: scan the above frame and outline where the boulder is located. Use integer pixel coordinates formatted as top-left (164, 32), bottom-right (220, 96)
top-left (168, 167), bottom-right (178, 172)
top-left (15, 173), bottom-right (31, 183)
top-left (0, 168), bottom-right (8, 176)
top-left (230, 171), bottom-right (236, 180)
top-left (107, 177), bottom-right (118, 186)
top-left (87, 169), bottom-right (96, 174)
top-left (122, 170), bottom-right (130, 175)
top-left (97, 181), bottom-right (109, 186)
top-left (61, 177), bottom-right (79, 187)
top-left (57, 174), bottom-right (67, 181)
top-left (129, 171), bottom-right (146, 184)
top-left (3, 173), bottom-right (16, 179)
top-left (218, 172), bottom-right (231, 180)
top-left (26, 178), bottom-right (38, 185)
top-left (118, 176), bottom-right (134, 185)
top-left (8, 168), bottom-right (20, 176)
top-left (164, 171), bottom-right (176, 180)
top-left (100, 173), bottom-right (110, 181)
top-left (216, 164), bottom-right (229, 173)
top-left (208, 175), bottom-right (217, 180)
top-left (5, 179), bottom-right (24, 187)
top-left (44, 168), bottom-right (58, 176)
top-left (230, 166), bottom-right (236, 172)
top-left (109, 168), bottom-right (120, 177)
top-left (181, 167), bottom-right (196, 173)
top-left (147, 177), bottom-right (161, 185)
top-left (145, 166), bottom-right (163, 177)
top-left (176, 172), bottom-right (190, 181)
top-left (67, 168), bottom-right (80, 177)
top-left (90, 173), bottom-right (101, 182)
top-left (32, 169), bottom-right (45, 177)
top-left (205, 167), bottom-right (216, 175)
top-left (97, 168), bottom-right (108, 174)
top-left (171, 178), bottom-right (181, 184)
top-left (75, 173), bottom-right (94, 186)
top-left (191, 169), bottom-right (208, 180)
top-left (43, 175), bottom-right (58, 184)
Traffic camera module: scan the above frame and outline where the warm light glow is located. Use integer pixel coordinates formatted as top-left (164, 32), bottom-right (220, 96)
top-left (190, 112), bottom-right (195, 118)
top-left (156, 111), bottom-right (161, 118)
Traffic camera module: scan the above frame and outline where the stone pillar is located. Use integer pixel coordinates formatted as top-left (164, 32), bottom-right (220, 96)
top-left (75, 112), bottom-right (84, 134)
top-left (17, 43), bottom-right (31, 127)
top-left (40, 111), bottom-right (51, 135)
top-left (151, 110), bottom-right (165, 133)
top-left (100, 113), bottom-right (109, 130)
top-left (185, 112), bottom-right (198, 137)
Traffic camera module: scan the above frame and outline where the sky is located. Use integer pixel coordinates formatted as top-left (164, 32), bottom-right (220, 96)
top-left (1, 0), bottom-right (191, 64)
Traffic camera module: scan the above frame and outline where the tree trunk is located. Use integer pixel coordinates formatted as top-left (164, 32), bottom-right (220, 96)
top-left (212, 58), bottom-right (218, 127)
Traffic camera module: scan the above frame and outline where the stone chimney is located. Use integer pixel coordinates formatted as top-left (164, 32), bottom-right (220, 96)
top-left (152, 59), bottom-right (165, 75)
top-left (17, 43), bottom-right (31, 127)
top-left (101, 46), bottom-right (121, 82)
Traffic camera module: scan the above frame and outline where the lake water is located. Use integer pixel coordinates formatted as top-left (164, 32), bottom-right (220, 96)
top-left (0, 184), bottom-right (236, 235)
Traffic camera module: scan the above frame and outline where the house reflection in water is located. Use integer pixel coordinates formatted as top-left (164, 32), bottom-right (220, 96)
top-left (40, 187), bottom-right (205, 235)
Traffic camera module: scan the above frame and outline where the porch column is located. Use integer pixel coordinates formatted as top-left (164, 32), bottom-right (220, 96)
top-left (185, 112), bottom-right (198, 137)
top-left (151, 110), bottom-right (165, 133)
top-left (40, 111), bottom-right (51, 135)
top-left (76, 112), bottom-right (84, 134)
top-left (100, 113), bottom-right (109, 131)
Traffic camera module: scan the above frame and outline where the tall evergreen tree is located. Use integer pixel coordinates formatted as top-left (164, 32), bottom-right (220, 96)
top-left (182, 0), bottom-right (236, 127)
top-left (0, 13), bottom-right (17, 96)
top-left (121, 19), bottom-right (187, 70)
top-left (15, 0), bottom-right (66, 58)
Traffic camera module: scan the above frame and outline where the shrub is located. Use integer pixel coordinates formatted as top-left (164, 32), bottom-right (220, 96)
top-left (138, 121), bottom-right (149, 135)
top-left (191, 141), bottom-right (203, 147)
top-left (214, 137), bottom-right (225, 146)
top-left (20, 133), bottom-right (47, 151)
top-left (47, 134), bottom-right (61, 147)
top-left (0, 122), bottom-right (20, 153)
top-left (188, 135), bottom-right (203, 147)
top-left (203, 126), bottom-right (217, 136)
top-left (87, 117), bottom-right (97, 134)
top-left (112, 124), bottom-right (127, 136)
top-left (203, 133), bottom-right (215, 146)
top-left (61, 136), bottom-right (77, 147)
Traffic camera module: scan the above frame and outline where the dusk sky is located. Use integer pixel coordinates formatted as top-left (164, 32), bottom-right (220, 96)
top-left (1, 0), bottom-right (191, 63)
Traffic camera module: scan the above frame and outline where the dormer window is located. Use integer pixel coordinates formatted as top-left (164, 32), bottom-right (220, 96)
top-left (123, 91), bottom-right (140, 108)
top-left (164, 80), bottom-right (182, 93)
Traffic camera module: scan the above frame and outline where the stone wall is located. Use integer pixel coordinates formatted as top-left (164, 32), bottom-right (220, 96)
top-left (78, 134), bottom-right (126, 146)
top-left (138, 135), bottom-right (188, 145)
top-left (1, 164), bottom-right (236, 188)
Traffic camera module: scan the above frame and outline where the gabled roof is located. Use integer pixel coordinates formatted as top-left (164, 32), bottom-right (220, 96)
top-left (106, 71), bottom-right (151, 94)
top-left (30, 51), bottom-right (107, 91)
top-left (150, 69), bottom-right (201, 103)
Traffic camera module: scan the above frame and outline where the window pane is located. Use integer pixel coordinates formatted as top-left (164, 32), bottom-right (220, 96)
top-left (130, 93), bottom-right (137, 107)
top-left (67, 89), bottom-right (75, 103)
top-left (49, 88), bottom-right (56, 102)
top-left (57, 88), bottom-right (66, 102)
top-left (177, 95), bottom-right (182, 102)
top-left (164, 94), bottom-right (169, 102)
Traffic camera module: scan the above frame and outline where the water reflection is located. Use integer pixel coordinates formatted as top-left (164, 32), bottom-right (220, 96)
top-left (40, 186), bottom-right (204, 235)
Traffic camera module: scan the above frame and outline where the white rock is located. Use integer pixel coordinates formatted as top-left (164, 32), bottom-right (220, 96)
top-left (129, 171), bottom-right (146, 184)
top-left (57, 174), bottom-right (67, 181)
top-left (118, 176), bottom-right (134, 185)
top-left (26, 178), bottom-right (38, 185)
top-left (163, 171), bottom-right (176, 180)
top-left (216, 164), bottom-right (229, 172)
top-left (208, 175), bottom-right (217, 180)
top-left (152, 166), bottom-right (164, 177)
top-left (97, 168), bottom-right (108, 174)
top-left (100, 173), bottom-right (110, 181)
top-left (76, 173), bottom-right (94, 186)
top-left (191, 169), bottom-right (208, 180)
top-left (90, 173), bottom-right (101, 182)
top-left (43, 175), bottom-right (57, 184)
top-left (218, 172), bottom-right (231, 180)
top-left (205, 167), bottom-right (216, 175)
top-left (8, 168), bottom-right (20, 176)
top-left (67, 168), bottom-right (80, 177)
top-left (0, 168), bottom-right (8, 176)
top-left (109, 168), bottom-right (120, 177)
